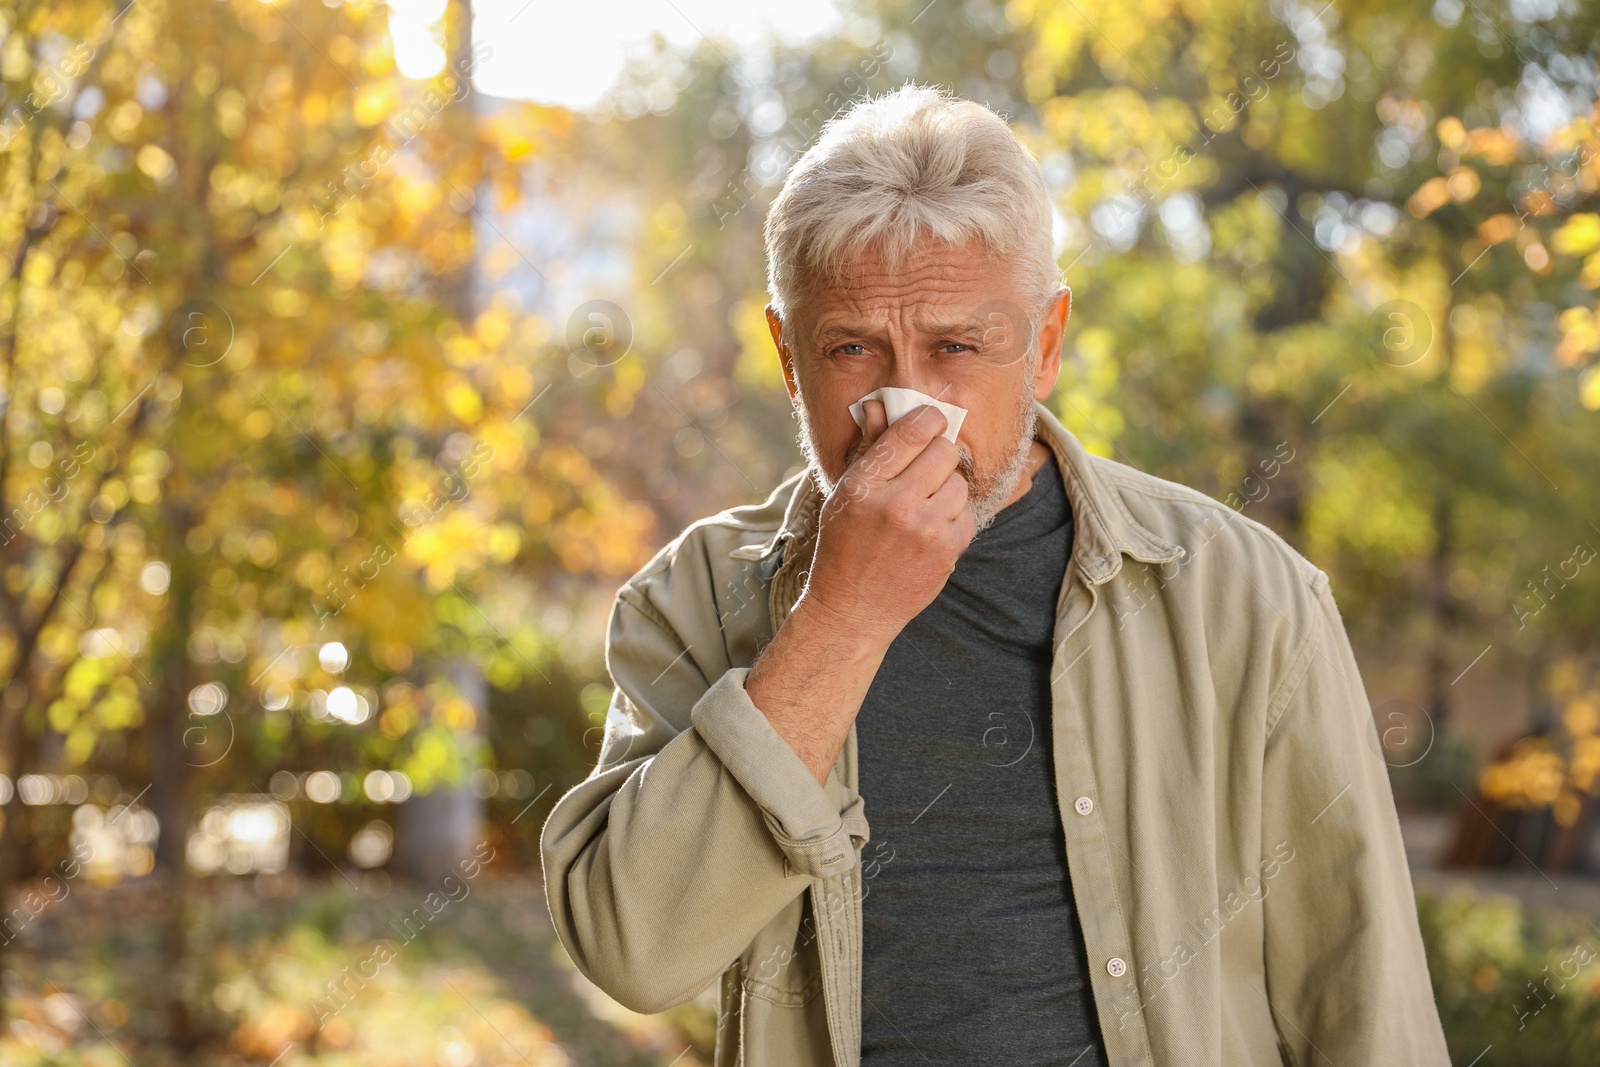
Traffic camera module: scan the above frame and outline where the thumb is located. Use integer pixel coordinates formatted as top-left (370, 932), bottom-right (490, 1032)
top-left (862, 397), bottom-right (887, 448)
top-left (837, 398), bottom-right (889, 506)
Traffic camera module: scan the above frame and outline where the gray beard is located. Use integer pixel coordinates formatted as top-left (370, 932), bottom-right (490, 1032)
top-left (793, 382), bottom-right (1040, 538)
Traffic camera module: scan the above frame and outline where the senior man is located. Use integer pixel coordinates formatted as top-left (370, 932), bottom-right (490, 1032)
top-left (541, 85), bottom-right (1451, 1067)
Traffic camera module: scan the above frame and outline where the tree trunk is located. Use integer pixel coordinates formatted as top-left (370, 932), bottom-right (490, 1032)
top-left (147, 524), bottom-right (199, 1046)
top-left (0, 682), bottom-right (40, 1022)
top-left (395, 657), bottom-right (486, 881)
top-left (1423, 492), bottom-right (1455, 735)
top-left (391, 0), bottom-right (487, 886)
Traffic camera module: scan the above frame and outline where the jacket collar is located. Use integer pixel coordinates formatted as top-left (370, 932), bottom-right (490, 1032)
top-left (728, 400), bottom-right (1186, 585)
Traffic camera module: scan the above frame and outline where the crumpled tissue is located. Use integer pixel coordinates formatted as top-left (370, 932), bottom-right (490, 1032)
top-left (847, 387), bottom-right (967, 445)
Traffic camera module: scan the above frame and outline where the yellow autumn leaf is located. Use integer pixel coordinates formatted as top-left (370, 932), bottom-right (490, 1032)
top-left (1553, 214), bottom-right (1600, 257)
top-left (1580, 365), bottom-right (1600, 411)
top-left (135, 144), bottom-right (175, 182)
top-left (445, 381), bottom-right (483, 423)
top-left (354, 80), bottom-right (400, 127)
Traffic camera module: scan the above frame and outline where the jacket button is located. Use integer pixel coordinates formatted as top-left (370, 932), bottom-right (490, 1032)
top-left (1074, 796), bottom-right (1093, 816)
top-left (1107, 957), bottom-right (1127, 977)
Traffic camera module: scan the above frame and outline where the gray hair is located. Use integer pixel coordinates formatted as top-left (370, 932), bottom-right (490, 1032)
top-left (764, 84), bottom-right (1060, 343)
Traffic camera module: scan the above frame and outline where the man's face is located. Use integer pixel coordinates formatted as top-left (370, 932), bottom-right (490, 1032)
top-left (767, 236), bottom-right (1069, 531)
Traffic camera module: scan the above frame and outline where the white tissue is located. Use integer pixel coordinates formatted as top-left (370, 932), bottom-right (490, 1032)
top-left (847, 387), bottom-right (967, 445)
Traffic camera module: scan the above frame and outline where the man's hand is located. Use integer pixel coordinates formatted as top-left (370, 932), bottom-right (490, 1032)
top-left (802, 398), bottom-right (976, 649)
top-left (743, 398), bottom-right (975, 787)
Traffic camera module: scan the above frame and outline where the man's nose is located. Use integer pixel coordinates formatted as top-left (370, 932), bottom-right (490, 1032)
top-left (882, 365), bottom-right (951, 401)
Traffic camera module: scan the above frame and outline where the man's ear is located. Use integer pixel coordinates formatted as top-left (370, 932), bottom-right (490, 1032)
top-left (766, 305), bottom-right (800, 404)
top-left (1031, 286), bottom-right (1071, 401)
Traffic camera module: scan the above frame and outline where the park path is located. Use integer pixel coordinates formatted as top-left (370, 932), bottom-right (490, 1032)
top-left (1401, 808), bottom-right (1600, 921)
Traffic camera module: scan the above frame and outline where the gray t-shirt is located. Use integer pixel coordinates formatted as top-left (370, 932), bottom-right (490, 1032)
top-left (855, 448), bottom-right (1111, 1066)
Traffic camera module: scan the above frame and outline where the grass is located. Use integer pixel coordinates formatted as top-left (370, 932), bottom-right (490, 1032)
top-left (0, 872), bottom-right (717, 1066)
top-left (8, 871), bottom-right (1600, 1065)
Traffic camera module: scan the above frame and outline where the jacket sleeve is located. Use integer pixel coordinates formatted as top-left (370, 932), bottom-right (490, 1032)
top-left (1259, 572), bottom-right (1452, 1065)
top-left (539, 576), bottom-right (870, 1014)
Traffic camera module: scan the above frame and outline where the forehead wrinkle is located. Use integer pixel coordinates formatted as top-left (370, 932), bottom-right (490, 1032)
top-left (827, 253), bottom-right (992, 297)
top-left (831, 272), bottom-right (981, 303)
top-left (911, 310), bottom-right (986, 337)
top-left (795, 246), bottom-right (1022, 346)
top-left (808, 306), bottom-right (977, 349)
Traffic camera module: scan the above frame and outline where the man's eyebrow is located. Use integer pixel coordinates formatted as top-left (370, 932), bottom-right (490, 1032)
top-left (808, 314), bottom-right (988, 346)
top-left (809, 321), bottom-right (877, 346)
top-left (913, 314), bottom-right (986, 337)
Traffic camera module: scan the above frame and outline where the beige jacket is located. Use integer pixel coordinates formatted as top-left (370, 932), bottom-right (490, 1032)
top-left (540, 401), bottom-right (1452, 1067)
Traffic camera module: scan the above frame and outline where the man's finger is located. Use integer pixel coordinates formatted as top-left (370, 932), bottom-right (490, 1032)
top-left (835, 398), bottom-right (891, 508)
top-left (844, 398), bottom-right (889, 484)
top-left (860, 403), bottom-right (947, 483)
top-left (897, 433), bottom-right (963, 500)
top-left (864, 397), bottom-right (887, 442)
top-left (931, 467), bottom-right (971, 522)
top-left (852, 398), bottom-right (888, 467)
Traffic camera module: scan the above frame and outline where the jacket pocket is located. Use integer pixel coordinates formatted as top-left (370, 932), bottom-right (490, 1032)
top-left (739, 889), bottom-right (823, 1005)
top-left (737, 966), bottom-right (831, 1067)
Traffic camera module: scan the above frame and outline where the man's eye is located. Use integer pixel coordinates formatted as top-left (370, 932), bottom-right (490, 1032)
top-left (837, 343), bottom-right (867, 356)
top-left (942, 342), bottom-right (971, 354)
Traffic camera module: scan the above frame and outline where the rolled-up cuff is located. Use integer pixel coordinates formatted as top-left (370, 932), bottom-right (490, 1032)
top-left (690, 667), bottom-right (870, 879)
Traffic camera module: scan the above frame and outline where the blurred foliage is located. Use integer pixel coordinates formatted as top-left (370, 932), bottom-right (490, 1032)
top-left (0, 0), bottom-right (654, 892)
top-left (585, 0), bottom-right (1600, 791)
top-left (1389, 727), bottom-right (1481, 809)
top-left (1421, 887), bottom-right (1600, 1066)
top-left (0, 0), bottom-right (1594, 1051)
top-left (0, 0), bottom-right (1591, 882)
top-left (0, 876), bottom-right (714, 1064)
top-left (1480, 657), bottom-right (1600, 825)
